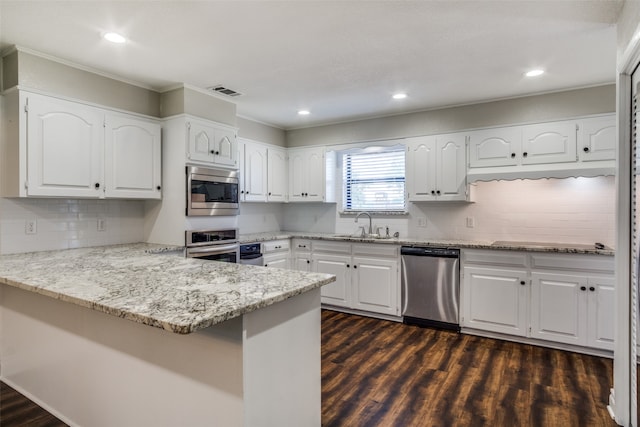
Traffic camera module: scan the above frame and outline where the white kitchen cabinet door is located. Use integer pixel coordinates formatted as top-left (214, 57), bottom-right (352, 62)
top-left (267, 147), bottom-right (288, 202)
top-left (435, 133), bottom-right (467, 201)
top-left (293, 256), bottom-right (312, 272)
top-left (521, 121), bottom-right (577, 165)
top-left (213, 127), bottom-right (238, 168)
top-left (26, 93), bottom-right (104, 197)
top-left (530, 272), bottom-right (586, 346)
top-left (187, 121), bottom-right (216, 164)
top-left (462, 266), bottom-right (528, 336)
top-left (263, 253), bottom-right (290, 269)
top-left (579, 116), bottom-right (616, 162)
top-left (468, 127), bottom-right (521, 168)
top-left (313, 253), bottom-right (351, 307)
top-left (104, 114), bottom-right (161, 199)
top-left (405, 136), bottom-right (437, 201)
top-left (351, 256), bottom-right (398, 316)
top-left (586, 276), bottom-right (615, 350)
top-left (243, 141), bottom-right (268, 202)
top-left (187, 120), bottom-right (238, 167)
top-left (288, 147), bottom-right (325, 202)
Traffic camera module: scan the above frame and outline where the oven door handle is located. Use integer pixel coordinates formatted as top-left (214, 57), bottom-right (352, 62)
top-left (187, 244), bottom-right (239, 256)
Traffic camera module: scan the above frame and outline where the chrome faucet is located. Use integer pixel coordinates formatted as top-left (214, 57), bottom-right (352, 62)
top-left (355, 212), bottom-right (373, 235)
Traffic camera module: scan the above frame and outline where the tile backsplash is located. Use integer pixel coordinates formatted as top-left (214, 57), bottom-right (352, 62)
top-left (0, 176), bottom-right (617, 254)
top-left (284, 176), bottom-right (617, 247)
top-left (0, 198), bottom-right (145, 254)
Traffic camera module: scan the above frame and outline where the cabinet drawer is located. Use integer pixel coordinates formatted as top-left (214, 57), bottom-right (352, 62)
top-left (312, 241), bottom-right (351, 254)
top-left (292, 239), bottom-right (312, 252)
top-left (263, 240), bottom-right (290, 253)
top-left (531, 253), bottom-right (614, 274)
top-left (352, 244), bottom-right (399, 258)
top-left (462, 249), bottom-right (528, 268)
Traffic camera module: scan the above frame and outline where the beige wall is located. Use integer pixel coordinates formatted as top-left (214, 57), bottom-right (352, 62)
top-left (1, 50), bottom-right (18, 90)
top-left (4, 50), bottom-right (161, 116)
top-left (159, 86), bottom-right (237, 127)
top-left (237, 117), bottom-right (286, 147)
top-left (286, 84), bottom-right (616, 147)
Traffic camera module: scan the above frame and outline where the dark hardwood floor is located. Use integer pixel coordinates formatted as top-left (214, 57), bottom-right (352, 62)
top-left (321, 310), bottom-right (617, 427)
top-left (0, 310), bottom-right (619, 426)
top-left (0, 381), bottom-right (67, 427)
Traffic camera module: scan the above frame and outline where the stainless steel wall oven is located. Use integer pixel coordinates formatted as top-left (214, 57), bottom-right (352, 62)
top-left (185, 229), bottom-right (239, 263)
top-left (186, 166), bottom-right (239, 216)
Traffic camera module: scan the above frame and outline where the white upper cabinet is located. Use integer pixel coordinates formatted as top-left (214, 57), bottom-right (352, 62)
top-left (267, 147), bottom-right (288, 202)
top-left (104, 113), bottom-right (162, 199)
top-left (406, 134), bottom-right (467, 202)
top-left (241, 140), bottom-right (268, 202)
top-left (521, 120), bottom-right (576, 165)
top-left (289, 146), bottom-right (325, 202)
top-left (4, 91), bottom-right (161, 199)
top-left (466, 114), bottom-right (615, 182)
top-left (26, 93), bottom-right (104, 197)
top-left (579, 115), bottom-right (616, 162)
top-left (186, 119), bottom-right (238, 168)
top-left (468, 127), bottom-right (521, 168)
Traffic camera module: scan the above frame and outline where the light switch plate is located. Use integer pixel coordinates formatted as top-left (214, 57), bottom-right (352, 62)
top-left (466, 217), bottom-right (475, 228)
top-left (418, 217), bottom-right (427, 228)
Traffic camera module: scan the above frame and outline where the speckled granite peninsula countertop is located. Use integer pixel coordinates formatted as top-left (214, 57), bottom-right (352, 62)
top-left (239, 232), bottom-right (615, 256)
top-left (0, 243), bottom-right (335, 334)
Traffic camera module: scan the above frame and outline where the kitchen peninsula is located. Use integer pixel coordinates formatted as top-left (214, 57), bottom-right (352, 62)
top-left (0, 243), bottom-right (335, 427)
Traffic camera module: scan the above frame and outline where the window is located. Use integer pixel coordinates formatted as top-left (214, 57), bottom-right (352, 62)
top-left (343, 148), bottom-right (406, 211)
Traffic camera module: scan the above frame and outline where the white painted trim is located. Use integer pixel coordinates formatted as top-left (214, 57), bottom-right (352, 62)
top-left (4, 45), bottom-right (157, 91)
top-left (9, 86), bottom-right (161, 121)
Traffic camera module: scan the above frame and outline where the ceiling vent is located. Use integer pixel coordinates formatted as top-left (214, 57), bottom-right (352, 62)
top-left (209, 85), bottom-right (243, 97)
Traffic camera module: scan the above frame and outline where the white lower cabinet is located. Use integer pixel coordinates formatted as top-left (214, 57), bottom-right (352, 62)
top-left (311, 241), bottom-right (400, 316)
top-left (262, 239), bottom-right (290, 269)
top-left (462, 249), bottom-right (615, 351)
top-left (292, 239), bottom-right (312, 272)
top-left (462, 266), bottom-right (528, 336)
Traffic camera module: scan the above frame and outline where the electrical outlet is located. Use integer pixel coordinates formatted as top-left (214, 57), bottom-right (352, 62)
top-left (25, 220), bottom-right (37, 235)
top-left (418, 217), bottom-right (427, 228)
top-left (97, 218), bottom-right (106, 232)
top-left (466, 217), bottom-right (475, 228)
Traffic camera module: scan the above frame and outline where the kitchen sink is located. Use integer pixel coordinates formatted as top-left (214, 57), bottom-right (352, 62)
top-left (333, 233), bottom-right (391, 240)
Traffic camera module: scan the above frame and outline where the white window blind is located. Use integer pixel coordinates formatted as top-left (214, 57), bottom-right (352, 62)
top-left (343, 149), bottom-right (406, 211)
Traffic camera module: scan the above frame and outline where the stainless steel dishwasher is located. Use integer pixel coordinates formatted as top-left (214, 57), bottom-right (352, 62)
top-left (401, 246), bottom-right (460, 331)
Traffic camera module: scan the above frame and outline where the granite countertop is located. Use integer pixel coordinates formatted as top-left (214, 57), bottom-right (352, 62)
top-left (0, 243), bottom-right (335, 334)
top-left (239, 231), bottom-right (615, 256)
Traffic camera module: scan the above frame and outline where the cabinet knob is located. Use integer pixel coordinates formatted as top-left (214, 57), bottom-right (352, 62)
top-left (431, 190), bottom-right (436, 195)
top-left (346, 264), bottom-right (350, 268)
top-left (240, 190), bottom-right (244, 194)
top-left (580, 286), bottom-right (587, 291)
top-left (436, 190), bottom-right (441, 195)
top-left (583, 147), bottom-right (590, 153)
top-left (306, 260), bottom-right (310, 264)
top-left (210, 150), bottom-right (215, 154)
top-left (95, 183), bottom-right (100, 189)
top-left (269, 192), bottom-right (272, 196)
top-left (156, 185), bottom-right (161, 190)
top-left (520, 280), bottom-right (525, 286)
top-left (354, 265), bottom-right (357, 269)
top-left (589, 286), bottom-right (595, 292)
top-left (265, 264), bottom-right (268, 267)
top-left (215, 151), bottom-right (220, 155)
top-left (511, 153), bottom-right (516, 158)
top-left (523, 152), bottom-right (528, 158)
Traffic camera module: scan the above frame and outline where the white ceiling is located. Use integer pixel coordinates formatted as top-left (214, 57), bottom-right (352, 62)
top-left (0, 1), bottom-right (622, 130)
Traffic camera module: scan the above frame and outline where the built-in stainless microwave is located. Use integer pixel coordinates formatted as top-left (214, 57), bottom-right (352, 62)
top-left (186, 166), bottom-right (239, 216)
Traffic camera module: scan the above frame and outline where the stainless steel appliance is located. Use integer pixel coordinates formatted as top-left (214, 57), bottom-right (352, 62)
top-left (239, 243), bottom-right (264, 266)
top-left (186, 166), bottom-right (239, 216)
top-left (401, 246), bottom-right (460, 331)
top-left (185, 229), bottom-right (239, 263)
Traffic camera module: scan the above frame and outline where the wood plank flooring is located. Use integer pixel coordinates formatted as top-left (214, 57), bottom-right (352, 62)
top-left (321, 310), bottom-right (617, 427)
top-left (0, 381), bottom-right (67, 427)
top-left (0, 310), bottom-right (619, 426)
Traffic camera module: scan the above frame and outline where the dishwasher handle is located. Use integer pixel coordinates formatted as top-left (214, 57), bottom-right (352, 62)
top-left (400, 246), bottom-right (459, 258)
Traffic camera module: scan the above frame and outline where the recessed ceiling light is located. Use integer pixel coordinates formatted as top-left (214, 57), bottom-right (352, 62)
top-left (525, 69), bottom-right (544, 77)
top-left (103, 32), bottom-right (126, 44)
top-left (298, 110), bottom-right (310, 116)
top-left (392, 93), bottom-right (407, 100)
